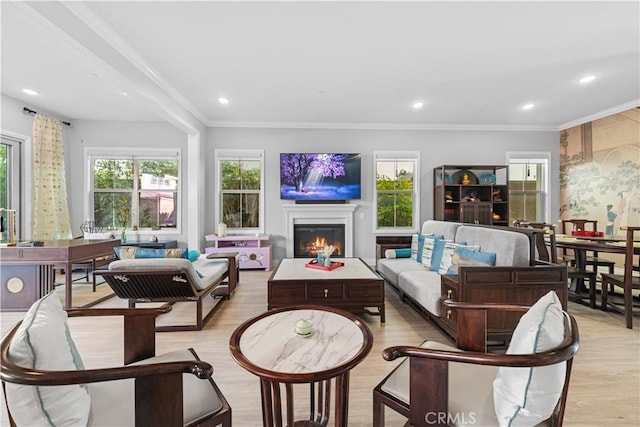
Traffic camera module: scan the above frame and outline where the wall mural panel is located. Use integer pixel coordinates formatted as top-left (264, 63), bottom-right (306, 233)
top-left (560, 107), bottom-right (640, 237)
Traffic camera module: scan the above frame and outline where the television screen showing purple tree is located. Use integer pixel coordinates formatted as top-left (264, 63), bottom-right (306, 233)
top-left (280, 153), bottom-right (361, 200)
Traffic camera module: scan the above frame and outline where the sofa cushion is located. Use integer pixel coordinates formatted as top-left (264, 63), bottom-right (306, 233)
top-left (446, 246), bottom-right (497, 275)
top-left (493, 291), bottom-right (566, 426)
top-left (437, 242), bottom-right (479, 275)
top-left (6, 292), bottom-right (91, 427)
top-left (380, 340), bottom-right (499, 427)
top-left (397, 270), bottom-right (442, 316)
top-left (88, 349), bottom-right (223, 426)
top-left (385, 248), bottom-right (412, 258)
top-left (421, 220), bottom-right (462, 241)
top-left (455, 226), bottom-right (530, 267)
top-left (109, 257), bottom-right (228, 291)
top-left (114, 247), bottom-right (188, 260)
top-left (420, 235), bottom-right (444, 269)
top-left (377, 258), bottom-right (427, 286)
top-left (410, 234), bottom-right (427, 262)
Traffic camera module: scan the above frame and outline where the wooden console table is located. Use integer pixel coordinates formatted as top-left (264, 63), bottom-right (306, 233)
top-left (0, 239), bottom-right (120, 310)
top-left (205, 233), bottom-right (272, 271)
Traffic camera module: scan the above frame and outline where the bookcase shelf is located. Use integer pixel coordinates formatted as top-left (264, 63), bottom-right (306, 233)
top-left (433, 165), bottom-right (509, 225)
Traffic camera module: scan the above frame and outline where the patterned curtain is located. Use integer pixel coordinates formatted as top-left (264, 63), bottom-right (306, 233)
top-left (32, 114), bottom-right (72, 240)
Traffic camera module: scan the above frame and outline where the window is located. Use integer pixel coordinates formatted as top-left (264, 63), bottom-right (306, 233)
top-left (87, 149), bottom-right (180, 231)
top-left (507, 153), bottom-right (550, 223)
top-left (373, 151), bottom-right (420, 233)
top-left (215, 149), bottom-right (264, 233)
top-left (0, 135), bottom-right (22, 238)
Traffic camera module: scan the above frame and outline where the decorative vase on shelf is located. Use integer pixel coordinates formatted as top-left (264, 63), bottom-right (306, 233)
top-left (121, 228), bottom-right (127, 243)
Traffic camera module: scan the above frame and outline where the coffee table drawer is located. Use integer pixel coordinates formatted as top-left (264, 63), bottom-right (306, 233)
top-left (307, 282), bottom-right (344, 299)
top-left (345, 282), bottom-right (383, 301)
top-left (269, 283), bottom-right (306, 300)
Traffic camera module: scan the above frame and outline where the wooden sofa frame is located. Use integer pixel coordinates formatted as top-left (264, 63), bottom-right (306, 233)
top-left (377, 225), bottom-right (568, 344)
top-left (95, 253), bottom-right (238, 332)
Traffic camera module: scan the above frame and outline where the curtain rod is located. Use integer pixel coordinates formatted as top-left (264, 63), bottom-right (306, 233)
top-left (22, 107), bottom-right (71, 126)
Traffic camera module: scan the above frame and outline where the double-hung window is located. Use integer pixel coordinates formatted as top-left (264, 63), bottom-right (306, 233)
top-left (0, 134), bottom-right (22, 238)
top-left (373, 151), bottom-right (420, 233)
top-left (215, 149), bottom-right (264, 233)
top-left (507, 152), bottom-right (550, 223)
top-left (87, 148), bottom-right (180, 231)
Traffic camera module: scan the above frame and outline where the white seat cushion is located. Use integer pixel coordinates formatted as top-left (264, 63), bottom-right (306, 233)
top-left (88, 349), bottom-right (223, 426)
top-left (397, 270), bottom-right (442, 316)
top-left (380, 341), bottom-right (499, 427)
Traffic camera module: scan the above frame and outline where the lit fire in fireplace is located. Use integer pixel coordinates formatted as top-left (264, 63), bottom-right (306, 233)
top-left (299, 236), bottom-right (342, 256)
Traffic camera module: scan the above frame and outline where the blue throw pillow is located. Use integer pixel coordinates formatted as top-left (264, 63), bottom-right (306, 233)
top-left (430, 239), bottom-right (448, 272)
top-left (114, 247), bottom-right (188, 260)
top-left (421, 235), bottom-right (444, 269)
top-left (385, 248), bottom-right (412, 259)
top-left (188, 249), bottom-right (200, 262)
top-left (445, 246), bottom-right (496, 275)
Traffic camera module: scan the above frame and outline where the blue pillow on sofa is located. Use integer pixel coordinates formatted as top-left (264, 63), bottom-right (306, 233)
top-left (385, 248), bottom-right (412, 259)
top-left (445, 246), bottom-right (496, 275)
top-left (114, 247), bottom-right (188, 260)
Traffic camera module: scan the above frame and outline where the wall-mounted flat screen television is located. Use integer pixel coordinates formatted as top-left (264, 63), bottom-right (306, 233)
top-left (280, 153), bottom-right (362, 201)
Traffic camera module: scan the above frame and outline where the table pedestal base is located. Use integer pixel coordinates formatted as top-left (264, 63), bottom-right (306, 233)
top-left (260, 372), bottom-right (350, 427)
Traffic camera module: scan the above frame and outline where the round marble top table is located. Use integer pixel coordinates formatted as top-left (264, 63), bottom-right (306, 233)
top-left (230, 305), bottom-right (373, 427)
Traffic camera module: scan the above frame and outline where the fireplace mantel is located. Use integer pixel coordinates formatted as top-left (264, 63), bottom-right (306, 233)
top-left (283, 204), bottom-right (357, 258)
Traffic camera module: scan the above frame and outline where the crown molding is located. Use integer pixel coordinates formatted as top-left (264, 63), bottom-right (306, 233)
top-left (557, 99), bottom-right (640, 130)
top-left (207, 120), bottom-right (558, 132)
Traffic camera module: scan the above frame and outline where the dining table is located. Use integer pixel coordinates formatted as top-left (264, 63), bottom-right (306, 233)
top-left (553, 233), bottom-right (640, 301)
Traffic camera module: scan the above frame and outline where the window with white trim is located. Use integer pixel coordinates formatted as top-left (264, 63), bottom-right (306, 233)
top-left (0, 135), bottom-right (22, 237)
top-left (373, 151), bottom-right (420, 233)
top-left (215, 149), bottom-right (264, 234)
top-left (87, 148), bottom-right (180, 231)
top-left (507, 152), bottom-right (550, 223)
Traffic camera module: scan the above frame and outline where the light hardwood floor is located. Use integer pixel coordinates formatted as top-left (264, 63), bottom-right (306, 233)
top-left (1, 269), bottom-right (639, 426)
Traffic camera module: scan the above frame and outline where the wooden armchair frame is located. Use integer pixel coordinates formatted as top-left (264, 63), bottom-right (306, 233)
top-left (373, 300), bottom-right (580, 427)
top-left (1, 305), bottom-right (231, 427)
top-left (95, 253), bottom-right (238, 331)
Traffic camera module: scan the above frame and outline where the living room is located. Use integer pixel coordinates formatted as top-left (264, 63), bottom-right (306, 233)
top-left (1, 1), bottom-right (639, 426)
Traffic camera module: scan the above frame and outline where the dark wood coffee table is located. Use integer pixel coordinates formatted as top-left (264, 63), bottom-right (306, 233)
top-left (267, 257), bottom-right (385, 322)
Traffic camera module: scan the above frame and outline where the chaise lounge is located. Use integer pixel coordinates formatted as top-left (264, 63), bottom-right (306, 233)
top-left (96, 253), bottom-right (238, 332)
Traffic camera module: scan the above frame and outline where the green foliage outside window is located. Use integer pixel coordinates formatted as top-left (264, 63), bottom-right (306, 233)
top-left (221, 160), bottom-right (261, 228)
top-left (376, 163), bottom-right (414, 228)
top-left (93, 158), bottom-right (178, 229)
top-left (0, 144), bottom-right (7, 209)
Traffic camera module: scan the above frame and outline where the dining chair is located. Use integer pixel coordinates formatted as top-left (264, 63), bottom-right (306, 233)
top-left (600, 226), bottom-right (640, 329)
top-left (560, 219), bottom-right (615, 275)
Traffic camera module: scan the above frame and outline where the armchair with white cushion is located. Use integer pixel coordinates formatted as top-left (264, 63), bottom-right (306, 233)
top-left (373, 291), bottom-right (579, 427)
top-left (1, 292), bottom-right (231, 426)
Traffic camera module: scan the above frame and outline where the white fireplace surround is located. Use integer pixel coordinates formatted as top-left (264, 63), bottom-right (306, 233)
top-left (283, 204), bottom-right (357, 258)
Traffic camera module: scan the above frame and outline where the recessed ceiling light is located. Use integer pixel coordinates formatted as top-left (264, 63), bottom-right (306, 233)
top-left (218, 97), bottom-right (230, 105)
top-left (522, 103), bottom-right (535, 111)
top-left (412, 101), bottom-right (424, 109)
top-left (121, 91), bottom-right (129, 96)
top-left (579, 75), bottom-right (597, 84)
top-left (22, 88), bottom-right (39, 96)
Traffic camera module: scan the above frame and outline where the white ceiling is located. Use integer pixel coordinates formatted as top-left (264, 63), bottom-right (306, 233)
top-left (2, 1), bottom-right (639, 131)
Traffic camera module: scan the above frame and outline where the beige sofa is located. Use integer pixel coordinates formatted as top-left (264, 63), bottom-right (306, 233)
top-left (376, 220), bottom-right (568, 341)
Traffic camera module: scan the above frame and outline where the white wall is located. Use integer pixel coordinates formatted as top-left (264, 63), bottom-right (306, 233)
top-left (206, 127), bottom-right (560, 262)
top-left (2, 92), bottom-right (560, 259)
top-left (65, 120), bottom-right (188, 242)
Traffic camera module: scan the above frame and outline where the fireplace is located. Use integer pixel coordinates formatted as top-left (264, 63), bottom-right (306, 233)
top-left (283, 204), bottom-right (356, 258)
top-left (294, 224), bottom-right (345, 258)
